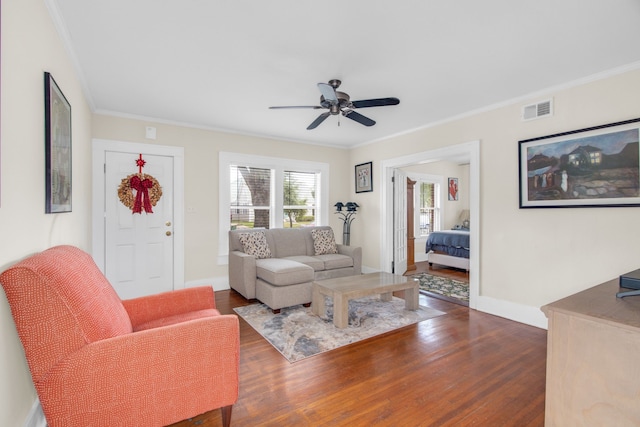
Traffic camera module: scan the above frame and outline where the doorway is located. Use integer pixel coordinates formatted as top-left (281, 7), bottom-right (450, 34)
top-left (92, 139), bottom-right (185, 299)
top-left (381, 140), bottom-right (480, 310)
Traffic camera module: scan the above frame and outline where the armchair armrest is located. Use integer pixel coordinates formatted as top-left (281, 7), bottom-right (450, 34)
top-left (228, 250), bottom-right (257, 299)
top-left (337, 244), bottom-right (362, 274)
top-left (122, 286), bottom-right (215, 327)
top-left (38, 314), bottom-right (240, 427)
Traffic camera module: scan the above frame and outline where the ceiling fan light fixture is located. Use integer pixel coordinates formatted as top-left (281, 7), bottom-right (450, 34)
top-left (270, 79), bottom-right (399, 130)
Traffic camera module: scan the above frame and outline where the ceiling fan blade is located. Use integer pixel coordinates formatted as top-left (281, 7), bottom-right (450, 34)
top-left (317, 83), bottom-right (338, 104)
top-left (343, 110), bottom-right (376, 127)
top-left (351, 97), bottom-right (400, 108)
top-left (307, 112), bottom-right (331, 130)
top-left (269, 105), bottom-right (323, 109)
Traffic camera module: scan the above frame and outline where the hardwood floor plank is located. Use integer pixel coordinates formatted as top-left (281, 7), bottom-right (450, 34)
top-left (169, 290), bottom-right (546, 427)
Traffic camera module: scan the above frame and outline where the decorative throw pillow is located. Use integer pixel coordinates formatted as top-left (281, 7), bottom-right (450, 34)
top-left (311, 229), bottom-right (338, 255)
top-left (238, 231), bottom-right (272, 259)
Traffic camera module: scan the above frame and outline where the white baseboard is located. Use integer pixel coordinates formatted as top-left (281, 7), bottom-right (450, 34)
top-left (24, 398), bottom-right (46, 427)
top-left (361, 265), bottom-right (378, 274)
top-left (185, 276), bottom-right (230, 292)
top-left (476, 296), bottom-right (548, 330)
top-left (415, 253), bottom-right (429, 263)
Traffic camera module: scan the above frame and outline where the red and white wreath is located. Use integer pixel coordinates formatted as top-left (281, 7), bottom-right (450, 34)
top-left (117, 154), bottom-right (163, 214)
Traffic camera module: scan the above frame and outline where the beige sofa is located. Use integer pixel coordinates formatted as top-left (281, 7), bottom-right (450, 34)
top-left (228, 226), bottom-right (362, 312)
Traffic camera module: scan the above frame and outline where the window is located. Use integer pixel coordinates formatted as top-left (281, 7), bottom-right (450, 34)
top-left (283, 171), bottom-right (316, 228)
top-left (419, 182), bottom-right (436, 237)
top-left (230, 166), bottom-right (272, 229)
top-left (219, 152), bottom-right (329, 263)
top-left (229, 167), bottom-right (318, 229)
top-left (412, 175), bottom-right (442, 238)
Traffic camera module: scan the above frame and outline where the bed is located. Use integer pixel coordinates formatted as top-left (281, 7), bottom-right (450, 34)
top-left (425, 229), bottom-right (470, 271)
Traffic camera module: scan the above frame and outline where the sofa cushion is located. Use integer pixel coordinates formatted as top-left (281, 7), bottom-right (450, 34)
top-left (256, 258), bottom-right (314, 286)
top-left (315, 253), bottom-right (354, 270)
top-left (282, 255), bottom-right (325, 271)
top-left (311, 228), bottom-right (338, 255)
top-left (238, 230), bottom-right (272, 259)
top-left (268, 228), bottom-right (308, 258)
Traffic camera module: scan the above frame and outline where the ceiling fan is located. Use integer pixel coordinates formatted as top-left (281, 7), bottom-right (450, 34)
top-left (269, 79), bottom-right (400, 130)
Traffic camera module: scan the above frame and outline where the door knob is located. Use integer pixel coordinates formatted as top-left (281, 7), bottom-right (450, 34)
top-left (166, 231), bottom-right (172, 236)
top-left (166, 221), bottom-right (172, 226)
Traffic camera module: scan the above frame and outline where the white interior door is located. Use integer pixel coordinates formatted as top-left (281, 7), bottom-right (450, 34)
top-left (104, 151), bottom-right (174, 299)
top-left (393, 169), bottom-right (408, 275)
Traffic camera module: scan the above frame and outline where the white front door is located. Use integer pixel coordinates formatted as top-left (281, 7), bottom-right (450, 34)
top-left (104, 151), bottom-right (175, 299)
top-left (393, 168), bottom-right (408, 275)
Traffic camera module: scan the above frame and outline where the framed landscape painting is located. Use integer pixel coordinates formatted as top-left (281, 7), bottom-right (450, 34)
top-left (45, 72), bottom-right (72, 213)
top-left (519, 118), bottom-right (640, 208)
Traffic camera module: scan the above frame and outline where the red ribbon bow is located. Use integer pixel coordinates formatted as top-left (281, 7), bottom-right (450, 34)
top-left (130, 175), bottom-right (154, 214)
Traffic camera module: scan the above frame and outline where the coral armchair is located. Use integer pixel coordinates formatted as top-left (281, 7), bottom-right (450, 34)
top-left (0, 245), bottom-right (239, 427)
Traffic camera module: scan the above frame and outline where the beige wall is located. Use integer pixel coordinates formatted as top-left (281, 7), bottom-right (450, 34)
top-left (350, 68), bottom-right (640, 313)
top-left (92, 115), bottom-right (351, 283)
top-left (0, 0), bottom-right (94, 424)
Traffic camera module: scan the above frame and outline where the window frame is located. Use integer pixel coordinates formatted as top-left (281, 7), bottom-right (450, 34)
top-left (218, 152), bottom-right (329, 264)
top-left (412, 173), bottom-right (444, 238)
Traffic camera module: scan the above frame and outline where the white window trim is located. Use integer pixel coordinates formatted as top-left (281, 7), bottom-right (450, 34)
top-left (218, 152), bottom-right (329, 264)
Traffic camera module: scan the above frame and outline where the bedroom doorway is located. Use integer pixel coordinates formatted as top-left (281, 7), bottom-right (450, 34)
top-left (381, 140), bottom-right (480, 310)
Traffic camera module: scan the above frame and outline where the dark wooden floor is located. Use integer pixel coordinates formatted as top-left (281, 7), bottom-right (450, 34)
top-left (170, 283), bottom-right (547, 427)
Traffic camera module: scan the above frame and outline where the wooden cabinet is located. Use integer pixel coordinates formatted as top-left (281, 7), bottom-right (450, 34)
top-left (542, 279), bottom-right (640, 426)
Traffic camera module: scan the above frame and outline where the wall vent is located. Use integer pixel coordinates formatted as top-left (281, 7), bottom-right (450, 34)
top-left (522, 99), bottom-right (553, 121)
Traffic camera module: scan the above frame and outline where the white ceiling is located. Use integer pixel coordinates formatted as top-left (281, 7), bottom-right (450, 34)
top-left (50, 0), bottom-right (640, 149)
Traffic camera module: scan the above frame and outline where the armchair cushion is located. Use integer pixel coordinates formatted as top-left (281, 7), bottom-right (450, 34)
top-left (122, 286), bottom-right (218, 327)
top-left (133, 308), bottom-right (221, 332)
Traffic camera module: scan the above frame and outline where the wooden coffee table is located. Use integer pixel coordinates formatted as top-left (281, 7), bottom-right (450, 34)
top-left (312, 272), bottom-right (419, 328)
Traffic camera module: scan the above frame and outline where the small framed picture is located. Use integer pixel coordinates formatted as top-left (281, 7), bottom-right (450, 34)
top-left (44, 72), bottom-right (72, 213)
top-left (448, 177), bottom-right (458, 201)
top-left (355, 161), bottom-right (373, 193)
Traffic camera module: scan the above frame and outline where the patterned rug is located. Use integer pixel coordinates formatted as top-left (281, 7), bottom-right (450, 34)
top-left (234, 295), bottom-right (445, 363)
top-left (410, 273), bottom-right (469, 302)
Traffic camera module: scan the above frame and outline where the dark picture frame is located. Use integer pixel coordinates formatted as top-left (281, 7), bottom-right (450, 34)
top-left (355, 161), bottom-right (373, 193)
top-left (44, 72), bottom-right (72, 213)
top-left (519, 117), bottom-right (640, 208)
top-left (448, 177), bottom-right (459, 201)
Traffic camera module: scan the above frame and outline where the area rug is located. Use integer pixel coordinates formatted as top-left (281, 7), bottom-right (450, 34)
top-left (410, 273), bottom-right (469, 302)
top-left (233, 296), bottom-right (445, 363)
